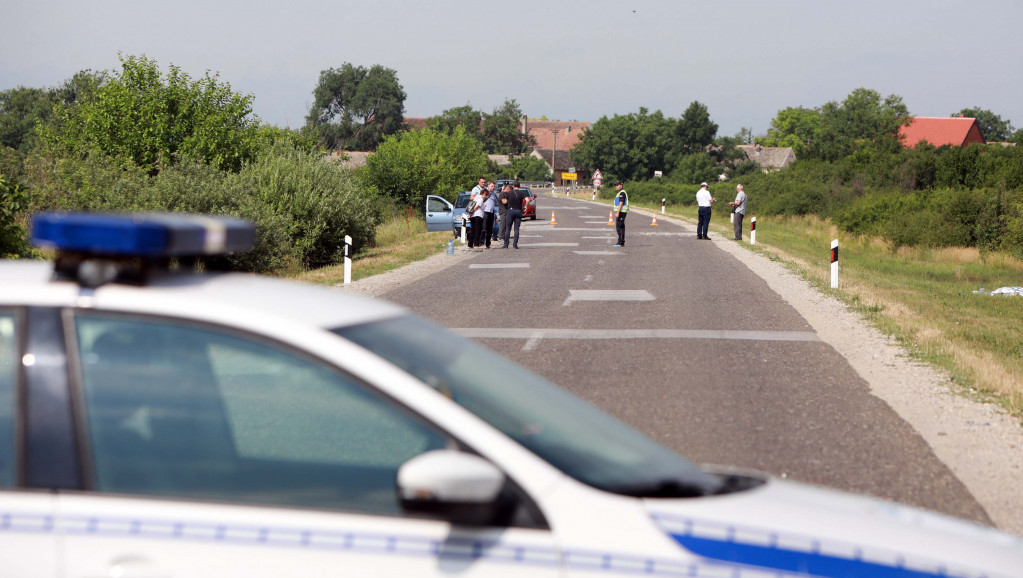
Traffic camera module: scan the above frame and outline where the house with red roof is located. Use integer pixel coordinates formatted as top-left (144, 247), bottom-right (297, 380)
top-left (521, 119), bottom-right (590, 185)
top-left (898, 117), bottom-right (986, 148)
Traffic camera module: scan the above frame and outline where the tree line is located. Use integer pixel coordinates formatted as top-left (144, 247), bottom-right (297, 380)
top-left (0, 56), bottom-right (547, 269)
top-left (4, 55), bottom-right (1023, 267)
top-left (578, 88), bottom-right (1023, 258)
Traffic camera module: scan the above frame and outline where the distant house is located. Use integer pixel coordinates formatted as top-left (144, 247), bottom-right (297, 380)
top-left (737, 145), bottom-right (797, 171)
top-left (898, 117), bottom-right (986, 148)
top-left (521, 119), bottom-right (590, 185)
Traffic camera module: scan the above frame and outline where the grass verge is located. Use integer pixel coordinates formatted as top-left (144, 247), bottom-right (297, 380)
top-left (293, 211), bottom-right (452, 286)
top-left (642, 198), bottom-right (1023, 421)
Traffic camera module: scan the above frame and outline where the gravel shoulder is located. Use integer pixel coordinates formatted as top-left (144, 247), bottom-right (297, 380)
top-left (338, 208), bottom-right (1023, 536)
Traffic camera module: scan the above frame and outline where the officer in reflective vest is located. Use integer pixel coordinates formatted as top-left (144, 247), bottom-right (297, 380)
top-left (613, 181), bottom-right (629, 247)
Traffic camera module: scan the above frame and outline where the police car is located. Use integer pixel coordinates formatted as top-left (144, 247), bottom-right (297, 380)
top-left (1, 212), bottom-right (1021, 578)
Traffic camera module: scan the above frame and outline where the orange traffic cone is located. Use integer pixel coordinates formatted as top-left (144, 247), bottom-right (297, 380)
top-left (550, 211), bottom-right (558, 225)
top-left (651, 214), bottom-right (658, 226)
top-left (607, 211), bottom-right (614, 225)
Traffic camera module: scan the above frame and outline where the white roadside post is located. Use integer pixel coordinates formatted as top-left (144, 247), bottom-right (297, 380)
top-left (750, 217), bottom-right (757, 245)
top-left (460, 215), bottom-right (467, 244)
top-left (831, 239), bottom-right (839, 289)
top-left (661, 198), bottom-right (666, 214)
top-left (343, 235), bottom-right (352, 285)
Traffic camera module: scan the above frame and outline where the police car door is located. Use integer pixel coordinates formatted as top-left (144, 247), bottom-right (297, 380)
top-left (57, 312), bottom-right (560, 578)
top-left (0, 309), bottom-right (60, 578)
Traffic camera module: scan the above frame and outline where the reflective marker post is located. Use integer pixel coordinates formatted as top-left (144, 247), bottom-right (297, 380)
top-left (831, 239), bottom-right (839, 289)
top-left (750, 217), bottom-right (757, 245)
top-left (344, 235), bottom-right (352, 285)
top-left (460, 215), bottom-right (467, 244)
top-left (661, 198), bottom-right (666, 215)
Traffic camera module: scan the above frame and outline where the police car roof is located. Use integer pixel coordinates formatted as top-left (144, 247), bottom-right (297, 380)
top-left (0, 260), bottom-right (406, 331)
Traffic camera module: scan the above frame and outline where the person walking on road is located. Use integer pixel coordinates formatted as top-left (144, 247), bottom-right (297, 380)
top-left (501, 184), bottom-right (525, 249)
top-left (696, 182), bottom-right (715, 240)
top-left (613, 181), bottom-right (629, 247)
top-left (729, 184), bottom-right (747, 241)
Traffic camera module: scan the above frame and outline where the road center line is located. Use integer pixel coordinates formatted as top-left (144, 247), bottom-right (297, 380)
top-left (469, 263), bottom-right (530, 269)
top-left (454, 328), bottom-right (821, 343)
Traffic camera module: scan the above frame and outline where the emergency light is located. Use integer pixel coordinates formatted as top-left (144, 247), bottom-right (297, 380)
top-left (30, 213), bottom-right (255, 287)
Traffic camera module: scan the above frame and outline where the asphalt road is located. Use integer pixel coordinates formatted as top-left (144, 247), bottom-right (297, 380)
top-left (382, 194), bottom-right (991, 526)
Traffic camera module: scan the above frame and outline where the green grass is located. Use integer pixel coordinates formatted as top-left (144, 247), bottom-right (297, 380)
top-left (643, 200), bottom-right (1023, 419)
top-left (293, 212), bottom-right (452, 286)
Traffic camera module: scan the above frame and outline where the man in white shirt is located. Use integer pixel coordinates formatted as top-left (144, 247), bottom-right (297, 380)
top-left (695, 182), bottom-right (715, 240)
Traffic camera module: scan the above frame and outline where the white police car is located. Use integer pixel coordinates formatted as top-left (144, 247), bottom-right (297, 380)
top-left (1, 213), bottom-right (1021, 578)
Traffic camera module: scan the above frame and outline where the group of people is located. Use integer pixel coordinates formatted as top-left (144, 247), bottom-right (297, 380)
top-left (465, 177), bottom-right (530, 250)
top-left (695, 182), bottom-right (747, 241)
top-left (612, 180), bottom-right (747, 246)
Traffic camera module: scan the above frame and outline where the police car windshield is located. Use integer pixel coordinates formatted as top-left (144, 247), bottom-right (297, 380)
top-left (334, 316), bottom-right (723, 497)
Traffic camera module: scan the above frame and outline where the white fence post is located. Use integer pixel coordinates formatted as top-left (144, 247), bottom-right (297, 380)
top-left (344, 235), bottom-right (352, 284)
top-left (830, 239), bottom-right (839, 289)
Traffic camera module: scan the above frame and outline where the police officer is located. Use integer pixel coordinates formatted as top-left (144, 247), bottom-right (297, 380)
top-left (613, 181), bottom-right (629, 247)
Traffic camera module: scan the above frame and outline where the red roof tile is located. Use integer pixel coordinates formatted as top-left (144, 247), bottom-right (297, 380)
top-left (524, 121), bottom-right (590, 150)
top-left (899, 117), bottom-right (986, 148)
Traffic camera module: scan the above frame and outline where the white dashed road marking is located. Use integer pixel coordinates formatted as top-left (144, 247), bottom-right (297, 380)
top-left (563, 290), bottom-right (654, 306)
top-left (469, 263), bottom-right (530, 269)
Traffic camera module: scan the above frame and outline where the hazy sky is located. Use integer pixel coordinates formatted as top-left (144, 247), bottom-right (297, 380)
top-left (3, 0), bottom-right (1021, 137)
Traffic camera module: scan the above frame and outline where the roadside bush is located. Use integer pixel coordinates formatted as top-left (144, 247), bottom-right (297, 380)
top-left (0, 172), bottom-right (31, 257)
top-left (232, 142), bottom-right (378, 270)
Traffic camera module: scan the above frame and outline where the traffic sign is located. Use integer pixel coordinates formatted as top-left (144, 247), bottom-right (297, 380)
top-left (593, 169), bottom-right (603, 180)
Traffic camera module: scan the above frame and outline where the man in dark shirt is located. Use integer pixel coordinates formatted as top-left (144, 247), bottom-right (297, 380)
top-left (500, 185), bottom-right (525, 249)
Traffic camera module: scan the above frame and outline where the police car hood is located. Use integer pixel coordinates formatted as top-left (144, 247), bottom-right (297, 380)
top-left (644, 475), bottom-right (1022, 577)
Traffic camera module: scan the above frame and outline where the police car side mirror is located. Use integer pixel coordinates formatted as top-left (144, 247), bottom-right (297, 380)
top-left (397, 450), bottom-right (508, 526)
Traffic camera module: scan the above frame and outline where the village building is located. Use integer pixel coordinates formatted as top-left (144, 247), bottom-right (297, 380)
top-left (898, 117), bottom-right (986, 148)
top-left (736, 145), bottom-right (797, 171)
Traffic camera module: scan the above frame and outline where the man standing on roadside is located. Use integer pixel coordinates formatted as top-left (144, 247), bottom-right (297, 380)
top-left (613, 181), bottom-right (629, 247)
top-left (729, 184), bottom-right (747, 241)
top-left (482, 181), bottom-right (498, 249)
top-left (695, 182), bottom-right (715, 240)
top-left (501, 184), bottom-right (525, 249)
top-left (471, 177), bottom-right (486, 199)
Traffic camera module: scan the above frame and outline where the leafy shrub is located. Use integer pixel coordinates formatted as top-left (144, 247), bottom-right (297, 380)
top-left (0, 172), bottom-right (31, 257)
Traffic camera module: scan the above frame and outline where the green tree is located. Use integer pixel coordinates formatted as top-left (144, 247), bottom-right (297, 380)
top-left (305, 63), bottom-right (406, 151)
top-left (673, 101), bottom-right (718, 157)
top-left (758, 106), bottom-right (822, 157)
top-left (504, 154), bottom-right (552, 181)
top-left (364, 126), bottom-right (490, 206)
top-left (0, 87), bottom-right (57, 153)
top-left (427, 100), bottom-right (534, 155)
top-left (0, 70), bottom-right (107, 156)
top-left (670, 153), bottom-right (720, 185)
top-left (954, 107), bottom-right (1015, 142)
top-left (0, 172), bottom-right (31, 257)
top-left (40, 54), bottom-right (261, 174)
top-left (571, 107), bottom-right (676, 182)
top-left (810, 88), bottom-right (909, 160)
top-left (426, 105), bottom-right (482, 141)
top-left (481, 99), bottom-right (534, 154)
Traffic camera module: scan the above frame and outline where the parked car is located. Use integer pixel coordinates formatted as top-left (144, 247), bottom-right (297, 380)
top-left (2, 212), bottom-right (1022, 577)
top-left (424, 192), bottom-right (477, 237)
top-left (520, 187), bottom-right (536, 220)
top-left (425, 194), bottom-right (454, 232)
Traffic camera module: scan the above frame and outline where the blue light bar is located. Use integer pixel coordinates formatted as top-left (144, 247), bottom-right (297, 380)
top-left (31, 213), bottom-right (255, 257)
